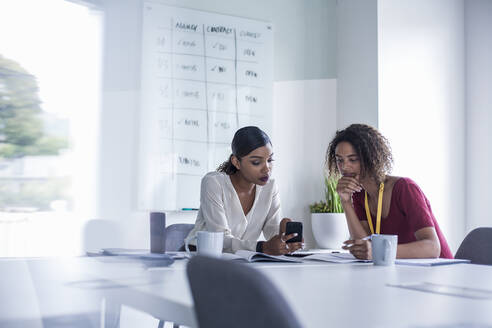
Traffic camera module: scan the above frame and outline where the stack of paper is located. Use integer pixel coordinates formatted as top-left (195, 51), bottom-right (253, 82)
top-left (88, 248), bottom-right (176, 267)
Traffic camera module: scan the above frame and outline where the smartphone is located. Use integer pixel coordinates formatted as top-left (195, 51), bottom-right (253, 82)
top-left (285, 222), bottom-right (303, 243)
top-left (285, 253), bottom-right (313, 257)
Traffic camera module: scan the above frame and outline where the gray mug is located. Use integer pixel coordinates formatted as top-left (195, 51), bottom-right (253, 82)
top-left (371, 234), bottom-right (397, 266)
top-left (150, 212), bottom-right (166, 253)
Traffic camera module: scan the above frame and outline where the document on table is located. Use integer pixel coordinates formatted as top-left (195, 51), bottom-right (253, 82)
top-left (300, 252), bottom-right (371, 263)
top-left (87, 248), bottom-right (187, 259)
top-left (222, 250), bottom-right (302, 263)
top-left (291, 248), bottom-right (343, 255)
top-left (223, 251), bottom-right (371, 263)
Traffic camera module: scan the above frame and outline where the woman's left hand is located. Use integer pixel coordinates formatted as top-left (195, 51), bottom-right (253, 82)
top-left (280, 217), bottom-right (304, 251)
top-left (279, 218), bottom-right (291, 234)
top-left (263, 233), bottom-right (303, 255)
top-left (342, 239), bottom-right (372, 260)
top-left (261, 218), bottom-right (304, 255)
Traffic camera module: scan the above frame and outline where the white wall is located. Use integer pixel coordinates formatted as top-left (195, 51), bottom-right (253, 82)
top-left (378, 0), bottom-right (465, 252)
top-left (336, 0), bottom-right (379, 129)
top-left (273, 79), bottom-right (337, 248)
top-left (465, 0), bottom-right (492, 232)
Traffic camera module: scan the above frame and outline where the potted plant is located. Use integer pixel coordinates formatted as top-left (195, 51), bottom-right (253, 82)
top-left (310, 176), bottom-right (349, 249)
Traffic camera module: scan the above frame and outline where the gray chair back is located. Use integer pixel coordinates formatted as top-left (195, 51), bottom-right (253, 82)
top-left (186, 255), bottom-right (302, 328)
top-left (455, 227), bottom-right (492, 265)
top-left (165, 224), bottom-right (194, 251)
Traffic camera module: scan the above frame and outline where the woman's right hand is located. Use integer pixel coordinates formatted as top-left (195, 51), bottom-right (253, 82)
top-left (342, 238), bottom-right (372, 260)
top-left (336, 175), bottom-right (362, 202)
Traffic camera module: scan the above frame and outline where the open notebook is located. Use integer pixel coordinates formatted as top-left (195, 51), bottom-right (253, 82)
top-left (222, 250), bottom-right (371, 263)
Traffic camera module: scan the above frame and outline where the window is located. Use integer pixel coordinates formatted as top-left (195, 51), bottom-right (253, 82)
top-left (0, 0), bottom-right (102, 256)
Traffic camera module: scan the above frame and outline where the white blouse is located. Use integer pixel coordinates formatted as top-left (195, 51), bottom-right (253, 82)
top-left (186, 171), bottom-right (282, 253)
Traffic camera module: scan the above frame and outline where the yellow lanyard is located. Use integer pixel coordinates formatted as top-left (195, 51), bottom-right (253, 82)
top-left (365, 182), bottom-right (384, 235)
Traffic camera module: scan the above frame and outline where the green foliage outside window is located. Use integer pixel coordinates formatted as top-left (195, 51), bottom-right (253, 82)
top-left (0, 55), bottom-right (70, 211)
top-left (0, 55), bottom-right (68, 158)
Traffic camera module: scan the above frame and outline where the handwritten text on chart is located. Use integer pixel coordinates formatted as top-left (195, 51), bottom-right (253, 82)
top-left (140, 3), bottom-right (272, 210)
top-left (178, 156), bottom-right (201, 167)
top-left (178, 119), bottom-right (200, 127)
top-left (214, 121), bottom-right (231, 130)
top-left (175, 22), bottom-right (198, 32)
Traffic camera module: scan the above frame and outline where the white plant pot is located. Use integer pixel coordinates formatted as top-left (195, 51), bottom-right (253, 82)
top-left (311, 213), bottom-right (349, 249)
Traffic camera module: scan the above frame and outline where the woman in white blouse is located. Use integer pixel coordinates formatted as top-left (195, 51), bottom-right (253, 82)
top-left (186, 126), bottom-right (303, 255)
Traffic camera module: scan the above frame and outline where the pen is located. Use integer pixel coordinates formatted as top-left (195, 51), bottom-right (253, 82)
top-left (181, 208), bottom-right (199, 211)
top-left (344, 235), bottom-right (372, 248)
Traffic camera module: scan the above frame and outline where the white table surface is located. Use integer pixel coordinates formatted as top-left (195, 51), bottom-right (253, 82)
top-left (1, 256), bottom-right (492, 328)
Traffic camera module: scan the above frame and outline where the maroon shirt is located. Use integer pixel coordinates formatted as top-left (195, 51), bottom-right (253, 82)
top-left (352, 177), bottom-right (453, 259)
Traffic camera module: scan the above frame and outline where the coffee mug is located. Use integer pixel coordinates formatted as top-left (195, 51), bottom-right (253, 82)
top-left (185, 231), bottom-right (224, 258)
top-left (150, 212), bottom-right (166, 253)
top-left (371, 234), bottom-right (398, 266)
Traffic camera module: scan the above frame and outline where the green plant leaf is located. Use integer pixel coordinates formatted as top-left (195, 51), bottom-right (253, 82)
top-left (310, 176), bottom-right (344, 213)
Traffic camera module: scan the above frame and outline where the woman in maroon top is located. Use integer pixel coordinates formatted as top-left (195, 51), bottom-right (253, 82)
top-left (326, 124), bottom-right (453, 259)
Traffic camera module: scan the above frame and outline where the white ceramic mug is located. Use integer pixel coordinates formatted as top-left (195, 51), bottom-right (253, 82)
top-left (185, 231), bottom-right (224, 258)
top-left (371, 234), bottom-right (398, 266)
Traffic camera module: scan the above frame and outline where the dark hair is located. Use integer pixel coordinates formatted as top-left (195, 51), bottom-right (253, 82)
top-left (326, 124), bottom-right (393, 183)
top-left (217, 126), bottom-right (272, 175)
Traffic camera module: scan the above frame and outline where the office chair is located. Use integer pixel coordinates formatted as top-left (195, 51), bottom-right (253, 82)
top-left (186, 255), bottom-right (302, 328)
top-left (165, 224), bottom-right (195, 251)
top-left (455, 227), bottom-right (492, 265)
top-left (83, 219), bottom-right (123, 328)
top-left (156, 223), bottom-right (194, 328)
top-left (82, 219), bottom-right (123, 252)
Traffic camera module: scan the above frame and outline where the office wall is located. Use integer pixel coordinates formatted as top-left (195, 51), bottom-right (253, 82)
top-left (273, 79), bottom-right (337, 248)
top-left (97, 0), bottom-right (338, 248)
top-left (378, 0), bottom-right (465, 251)
top-left (336, 0), bottom-right (379, 129)
top-left (465, 0), bottom-right (492, 231)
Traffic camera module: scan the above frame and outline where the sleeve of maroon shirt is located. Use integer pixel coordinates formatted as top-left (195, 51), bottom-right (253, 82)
top-left (395, 178), bottom-right (436, 232)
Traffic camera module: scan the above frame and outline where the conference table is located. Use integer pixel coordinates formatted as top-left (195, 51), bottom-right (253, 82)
top-left (1, 255), bottom-right (492, 328)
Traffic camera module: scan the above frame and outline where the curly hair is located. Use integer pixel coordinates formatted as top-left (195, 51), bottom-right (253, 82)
top-left (326, 124), bottom-right (393, 183)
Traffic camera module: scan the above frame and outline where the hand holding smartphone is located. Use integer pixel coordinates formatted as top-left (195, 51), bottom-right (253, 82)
top-left (285, 221), bottom-right (303, 243)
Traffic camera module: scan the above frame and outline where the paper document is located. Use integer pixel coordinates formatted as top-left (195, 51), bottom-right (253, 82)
top-left (224, 250), bottom-right (371, 264)
top-left (291, 249), bottom-right (345, 256)
top-left (87, 248), bottom-right (186, 259)
top-left (100, 248), bottom-right (149, 256)
top-left (302, 252), bottom-right (371, 263)
top-left (222, 250), bottom-right (302, 263)
top-left (395, 258), bottom-right (471, 266)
